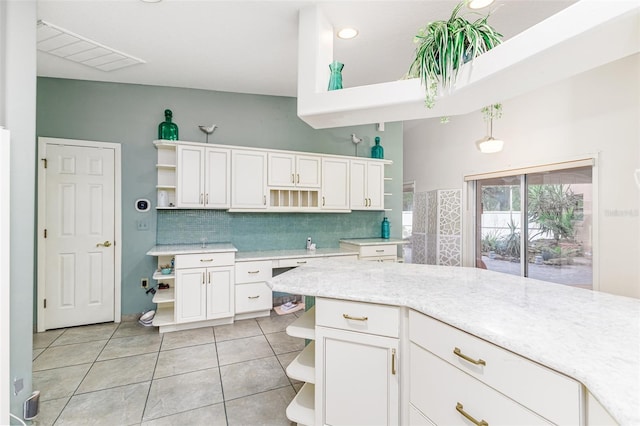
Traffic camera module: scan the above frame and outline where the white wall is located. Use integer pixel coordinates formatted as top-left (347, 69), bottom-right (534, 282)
top-left (404, 54), bottom-right (640, 299)
top-left (2, 0), bottom-right (37, 422)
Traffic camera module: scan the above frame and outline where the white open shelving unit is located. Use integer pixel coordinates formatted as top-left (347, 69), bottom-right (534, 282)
top-left (285, 306), bottom-right (316, 425)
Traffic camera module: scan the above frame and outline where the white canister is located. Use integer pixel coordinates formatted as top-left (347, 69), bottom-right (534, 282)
top-left (158, 190), bottom-right (168, 207)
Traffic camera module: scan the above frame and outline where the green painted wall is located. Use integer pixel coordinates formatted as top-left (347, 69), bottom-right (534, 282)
top-left (36, 77), bottom-right (403, 316)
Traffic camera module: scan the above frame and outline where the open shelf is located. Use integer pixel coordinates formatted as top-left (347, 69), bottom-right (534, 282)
top-left (286, 306), bottom-right (315, 340)
top-left (152, 304), bottom-right (175, 327)
top-left (286, 382), bottom-right (315, 426)
top-left (153, 271), bottom-right (175, 280)
top-left (152, 288), bottom-right (175, 304)
top-left (286, 341), bottom-right (315, 384)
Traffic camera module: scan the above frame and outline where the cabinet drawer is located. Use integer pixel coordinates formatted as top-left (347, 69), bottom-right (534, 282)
top-left (316, 298), bottom-right (400, 338)
top-left (175, 252), bottom-right (235, 269)
top-left (409, 311), bottom-right (581, 425)
top-left (362, 255), bottom-right (397, 263)
top-left (360, 244), bottom-right (396, 258)
top-left (410, 343), bottom-right (551, 426)
top-left (235, 260), bottom-right (272, 283)
top-left (276, 257), bottom-right (315, 268)
top-left (235, 282), bottom-right (272, 313)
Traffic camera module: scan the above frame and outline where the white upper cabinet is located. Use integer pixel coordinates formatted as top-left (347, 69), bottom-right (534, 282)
top-left (321, 157), bottom-right (349, 210)
top-left (176, 145), bottom-right (230, 209)
top-left (350, 159), bottom-right (384, 210)
top-left (231, 149), bottom-right (268, 209)
top-left (268, 152), bottom-right (321, 188)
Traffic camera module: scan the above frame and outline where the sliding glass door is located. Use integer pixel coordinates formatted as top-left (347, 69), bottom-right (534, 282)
top-left (476, 166), bottom-right (592, 289)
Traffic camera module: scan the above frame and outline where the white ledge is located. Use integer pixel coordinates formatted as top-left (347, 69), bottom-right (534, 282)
top-left (297, 0), bottom-right (640, 129)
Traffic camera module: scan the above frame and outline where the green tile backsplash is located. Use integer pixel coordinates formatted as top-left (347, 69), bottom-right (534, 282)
top-left (157, 210), bottom-right (385, 250)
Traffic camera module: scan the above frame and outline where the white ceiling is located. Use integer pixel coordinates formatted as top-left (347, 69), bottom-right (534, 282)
top-left (36, 0), bottom-right (577, 98)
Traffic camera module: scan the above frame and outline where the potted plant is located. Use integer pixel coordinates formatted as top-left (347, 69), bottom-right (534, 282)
top-left (408, 1), bottom-right (503, 108)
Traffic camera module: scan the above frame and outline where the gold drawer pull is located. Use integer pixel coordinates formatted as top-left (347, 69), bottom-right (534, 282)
top-left (375, 249), bottom-right (385, 253)
top-left (248, 270), bottom-right (260, 274)
top-left (200, 258), bottom-right (214, 262)
top-left (453, 347), bottom-right (486, 366)
top-left (296, 261), bottom-right (307, 264)
top-left (391, 348), bottom-right (397, 375)
top-left (456, 402), bottom-right (488, 426)
top-left (343, 314), bottom-right (368, 321)
top-left (248, 295), bottom-right (260, 299)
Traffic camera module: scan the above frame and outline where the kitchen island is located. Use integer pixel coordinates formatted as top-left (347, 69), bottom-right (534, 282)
top-left (267, 258), bottom-right (640, 425)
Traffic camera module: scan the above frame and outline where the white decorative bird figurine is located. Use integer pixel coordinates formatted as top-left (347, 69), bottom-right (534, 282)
top-left (198, 124), bottom-right (217, 143)
top-left (351, 133), bottom-right (363, 156)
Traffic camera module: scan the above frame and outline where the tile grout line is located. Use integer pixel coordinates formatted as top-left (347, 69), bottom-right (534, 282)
top-left (138, 328), bottom-right (163, 425)
top-left (212, 325), bottom-right (230, 426)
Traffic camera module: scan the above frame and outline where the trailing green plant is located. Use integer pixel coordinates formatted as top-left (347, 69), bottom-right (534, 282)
top-left (409, 1), bottom-right (502, 108)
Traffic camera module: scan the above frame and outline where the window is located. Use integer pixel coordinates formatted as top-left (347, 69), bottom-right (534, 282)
top-left (473, 165), bottom-right (593, 290)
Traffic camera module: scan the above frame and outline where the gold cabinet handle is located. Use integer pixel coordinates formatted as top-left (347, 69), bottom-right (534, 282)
top-left (456, 402), bottom-right (488, 426)
top-left (296, 261), bottom-right (307, 264)
top-left (248, 295), bottom-right (260, 299)
top-left (200, 193), bottom-right (204, 204)
top-left (453, 347), bottom-right (486, 366)
top-left (376, 249), bottom-right (385, 253)
top-left (206, 193), bottom-right (209, 204)
top-left (200, 258), bottom-right (214, 263)
top-left (291, 173), bottom-right (295, 183)
top-left (343, 314), bottom-right (368, 321)
top-left (391, 348), bottom-right (397, 375)
top-left (248, 270), bottom-right (260, 274)
top-left (96, 241), bottom-right (112, 247)
top-left (263, 195), bottom-right (267, 205)
top-left (202, 272), bottom-right (205, 285)
top-left (322, 196), bottom-right (325, 206)
top-left (297, 173), bottom-right (300, 183)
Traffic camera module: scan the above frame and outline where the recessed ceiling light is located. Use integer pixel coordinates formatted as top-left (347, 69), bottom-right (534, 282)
top-left (140, 0), bottom-right (163, 3)
top-left (467, 0), bottom-right (495, 9)
top-left (337, 28), bottom-right (359, 40)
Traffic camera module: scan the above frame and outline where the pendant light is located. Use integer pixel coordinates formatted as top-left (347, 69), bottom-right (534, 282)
top-left (476, 104), bottom-right (504, 153)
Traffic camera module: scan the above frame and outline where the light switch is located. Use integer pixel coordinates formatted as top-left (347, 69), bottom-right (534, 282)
top-left (137, 221), bottom-right (149, 231)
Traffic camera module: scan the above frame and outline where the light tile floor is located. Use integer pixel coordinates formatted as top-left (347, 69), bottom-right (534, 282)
top-left (32, 311), bottom-right (305, 426)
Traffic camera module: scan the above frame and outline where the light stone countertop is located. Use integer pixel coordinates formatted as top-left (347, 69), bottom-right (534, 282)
top-left (339, 238), bottom-right (406, 246)
top-left (267, 258), bottom-right (640, 425)
top-left (146, 243), bottom-right (237, 256)
top-left (236, 248), bottom-right (359, 262)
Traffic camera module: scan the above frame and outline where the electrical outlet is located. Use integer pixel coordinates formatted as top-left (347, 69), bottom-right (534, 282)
top-left (137, 220), bottom-right (149, 231)
top-left (141, 277), bottom-right (149, 288)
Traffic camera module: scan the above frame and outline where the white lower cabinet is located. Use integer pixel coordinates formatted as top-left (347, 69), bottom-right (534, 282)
top-left (315, 298), bottom-right (400, 426)
top-left (174, 253), bottom-right (234, 324)
top-left (316, 327), bottom-right (399, 426)
top-left (234, 260), bottom-right (272, 319)
top-left (409, 310), bottom-right (582, 425)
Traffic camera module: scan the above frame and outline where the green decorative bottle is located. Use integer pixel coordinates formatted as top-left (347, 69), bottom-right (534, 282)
top-left (381, 217), bottom-right (390, 239)
top-left (328, 61), bottom-right (344, 91)
top-left (371, 136), bottom-right (384, 159)
top-left (158, 109), bottom-right (179, 141)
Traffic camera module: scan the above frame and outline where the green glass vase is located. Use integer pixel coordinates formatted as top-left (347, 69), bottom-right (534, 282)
top-left (371, 136), bottom-right (384, 159)
top-left (328, 61), bottom-right (344, 91)
top-left (158, 109), bottom-right (179, 141)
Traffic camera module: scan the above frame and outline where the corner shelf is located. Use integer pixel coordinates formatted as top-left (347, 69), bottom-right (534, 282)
top-left (286, 383), bottom-right (315, 426)
top-left (286, 341), bottom-right (315, 384)
top-left (152, 305), bottom-right (175, 327)
top-left (152, 288), bottom-right (175, 304)
top-left (153, 271), bottom-right (175, 280)
top-left (286, 306), bottom-right (315, 340)
top-left (286, 307), bottom-right (317, 425)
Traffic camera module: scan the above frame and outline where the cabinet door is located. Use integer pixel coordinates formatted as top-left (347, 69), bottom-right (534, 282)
top-left (316, 326), bottom-right (399, 426)
top-left (367, 161), bottom-right (385, 210)
top-left (176, 145), bottom-right (204, 208)
top-left (204, 147), bottom-right (230, 208)
top-left (296, 155), bottom-right (321, 187)
top-left (350, 160), bottom-right (367, 210)
top-left (321, 157), bottom-right (349, 210)
top-left (206, 266), bottom-right (234, 320)
top-left (231, 150), bottom-right (267, 209)
top-left (268, 152), bottom-right (296, 187)
top-left (175, 268), bottom-right (207, 323)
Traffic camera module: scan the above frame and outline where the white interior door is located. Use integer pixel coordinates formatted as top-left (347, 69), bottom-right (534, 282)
top-left (43, 142), bottom-right (116, 329)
